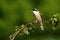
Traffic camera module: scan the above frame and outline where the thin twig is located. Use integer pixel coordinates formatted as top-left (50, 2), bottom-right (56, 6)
top-left (9, 20), bottom-right (49, 40)
top-left (9, 26), bottom-right (28, 40)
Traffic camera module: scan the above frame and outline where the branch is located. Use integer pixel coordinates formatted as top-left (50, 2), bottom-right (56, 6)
top-left (9, 20), bottom-right (49, 40)
top-left (9, 25), bottom-right (28, 40)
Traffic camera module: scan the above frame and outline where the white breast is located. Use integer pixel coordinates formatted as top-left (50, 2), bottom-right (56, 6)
top-left (32, 11), bottom-right (39, 15)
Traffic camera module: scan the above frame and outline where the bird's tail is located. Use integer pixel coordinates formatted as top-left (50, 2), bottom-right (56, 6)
top-left (40, 25), bottom-right (44, 31)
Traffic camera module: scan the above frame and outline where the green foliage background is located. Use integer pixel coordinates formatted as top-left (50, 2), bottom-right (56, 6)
top-left (0, 0), bottom-right (60, 40)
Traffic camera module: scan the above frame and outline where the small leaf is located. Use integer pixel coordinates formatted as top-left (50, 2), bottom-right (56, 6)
top-left (56, 13), bottom-right (59, 16)
top-left (19, 32), bottom-right (25, 36)
top-left (52, 21), bottom-right (54, 23)
top-left (54, 18), bottom-right (57, 21)
top-left (53, 14), bottom-right (56, 17)
top-left (15, 28), bottom-right (19, 31)
top-left (21, 24), bottom-right (25, 28)
top-left (29, 27), bottom-right (32, 30)
top-left (23, 30), bottom-right (30, 35)
top-left (52, 26), bottom-right (57, 30)
top-left (15, 26), bottom-right (19, 28)
top-left (50, 18), bottom-right (53, 20)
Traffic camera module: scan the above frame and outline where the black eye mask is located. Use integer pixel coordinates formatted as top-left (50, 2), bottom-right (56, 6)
top-left (32, 8), bottom-right (38, 11)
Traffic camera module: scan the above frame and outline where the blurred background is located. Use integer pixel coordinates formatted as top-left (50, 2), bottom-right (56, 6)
top-left (0, 0), bottom-right (60, 40)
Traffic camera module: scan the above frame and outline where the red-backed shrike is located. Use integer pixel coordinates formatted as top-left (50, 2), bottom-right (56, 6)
top-left (32, 8), bottom-right (44, 30)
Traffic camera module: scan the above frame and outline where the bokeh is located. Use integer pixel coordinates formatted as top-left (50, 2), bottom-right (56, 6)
top-left (0, 0), bottom-right (60, 40)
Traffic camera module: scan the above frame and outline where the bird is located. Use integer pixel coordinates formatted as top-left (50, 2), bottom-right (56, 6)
top-left (32, 8), bottom-right (44, 30)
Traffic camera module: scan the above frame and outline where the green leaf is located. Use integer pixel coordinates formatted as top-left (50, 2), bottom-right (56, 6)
top-left (29, 27), bottom-right (32, 30)
top-left (52, 26), bottom-right (57, 30)
top-left (52, 21), bottom-right (54, 23)
top-left (56, 13), bottom-right (59, 16)
top-left (54, 18), bottom-right (57, 21)
top-left (23, 30), bottom-right (30, 35)
top-left (50, 18), bottom-right (53, 20)
top-left (15, 28), bottom-right (19, 31)
top-left (53, 14), bottom-right (56, 17)
top-left (21, 24), bottom-right (25, 28)
top-left (15, 26), bottom-right (19, 28)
